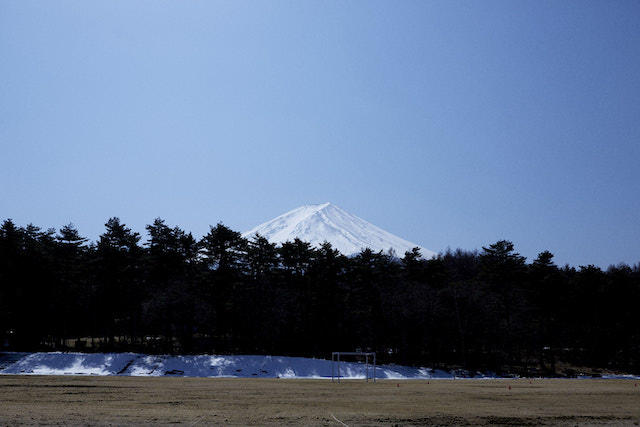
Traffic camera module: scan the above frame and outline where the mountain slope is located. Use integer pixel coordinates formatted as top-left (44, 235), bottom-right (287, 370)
top-left (242, 203), bottom-right (436, 258)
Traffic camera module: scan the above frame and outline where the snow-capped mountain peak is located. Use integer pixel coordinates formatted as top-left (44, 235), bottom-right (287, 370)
top-left (242, 203), bottom-right (436, 258)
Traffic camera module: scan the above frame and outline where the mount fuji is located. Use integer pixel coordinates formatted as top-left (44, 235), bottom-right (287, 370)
top-left (242, 203), bottom-right (436, 258)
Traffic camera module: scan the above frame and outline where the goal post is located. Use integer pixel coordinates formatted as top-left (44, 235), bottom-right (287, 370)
top-left (331, 352), bottom-right (376, 383)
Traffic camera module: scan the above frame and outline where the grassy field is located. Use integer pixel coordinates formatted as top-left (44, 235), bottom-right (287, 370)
top-left (0, 376), bottom-right (639, 426)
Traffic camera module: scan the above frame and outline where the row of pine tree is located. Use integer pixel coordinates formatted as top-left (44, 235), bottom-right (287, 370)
top-left (1, 218), bottom-right (639, 375)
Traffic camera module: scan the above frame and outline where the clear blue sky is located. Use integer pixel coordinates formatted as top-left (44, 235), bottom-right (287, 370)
top-left (1, 1), bottom-right (639, 268)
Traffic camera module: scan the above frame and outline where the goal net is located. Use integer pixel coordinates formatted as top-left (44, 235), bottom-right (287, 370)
top-left (331, 352), bottom-right (376, 383)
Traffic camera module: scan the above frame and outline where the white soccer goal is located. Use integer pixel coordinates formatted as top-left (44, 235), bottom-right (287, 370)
top-left (331, 352), bottom-right (376, 383)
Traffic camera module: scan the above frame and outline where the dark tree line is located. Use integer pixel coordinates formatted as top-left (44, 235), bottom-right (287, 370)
top-left (1, 218), bottom-right (639, 375)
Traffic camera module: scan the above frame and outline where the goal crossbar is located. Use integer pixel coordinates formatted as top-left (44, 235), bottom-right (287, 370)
top-left (331, 352), bottom-right (376, 383)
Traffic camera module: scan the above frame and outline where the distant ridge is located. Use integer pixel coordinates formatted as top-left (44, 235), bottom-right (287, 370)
top-left (242, 203), bottom-right (436, 258)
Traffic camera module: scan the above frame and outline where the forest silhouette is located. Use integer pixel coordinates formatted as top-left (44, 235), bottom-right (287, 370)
top-left (1, 217), bottom-right (638, 376)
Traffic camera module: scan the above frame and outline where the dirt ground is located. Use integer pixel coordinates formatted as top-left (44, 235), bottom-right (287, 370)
top-left (0, 376), bottom-right (639, 426)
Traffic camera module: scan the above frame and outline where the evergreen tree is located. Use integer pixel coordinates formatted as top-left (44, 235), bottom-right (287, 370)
top-left (527, 250), bottom-right (560, 373)
top-left (246, 234), bottom-right (278, 279)
top-left (479, 240), bottom-right (527, 370)
top-left (199, 223), bottom-right (248, 352)
top-left (244, 234), bottom-right (280, 353)
top-left (200, 223), bottom-right (247, 273)
top-left (143, 219), bottom-right (202, 352)
top-left (53, 223), bottom-right (89, 348)
top-left (280, 238), bottom-right (315, 276)
top-left (440, 249), bottom-right (481, 368)
top-left (94, 217), bottom-right (142, 349)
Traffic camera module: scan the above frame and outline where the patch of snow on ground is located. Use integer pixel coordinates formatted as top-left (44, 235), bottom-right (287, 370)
top-left (3, 353), bottom-right (637, 380)
top-left (0, 352), bottom-right (456, 379)
top-left (2, 352), bottom-right (138, 376)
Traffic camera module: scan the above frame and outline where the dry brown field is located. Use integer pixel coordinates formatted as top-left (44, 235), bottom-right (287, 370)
top-left (0, 375), bottom-right (639, 426)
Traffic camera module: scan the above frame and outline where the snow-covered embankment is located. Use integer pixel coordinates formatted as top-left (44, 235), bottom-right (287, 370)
top-left (0, 352), bottom-right (456, 379)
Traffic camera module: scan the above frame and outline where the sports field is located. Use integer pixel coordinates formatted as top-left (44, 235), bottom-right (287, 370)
top-left (0, 376), bottom-right (639, 426)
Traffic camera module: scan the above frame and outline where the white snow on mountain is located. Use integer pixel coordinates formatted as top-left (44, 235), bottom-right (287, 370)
top-left (242, 203), bottom-right (436, 258)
